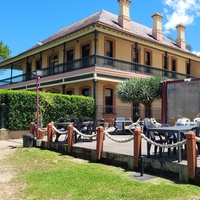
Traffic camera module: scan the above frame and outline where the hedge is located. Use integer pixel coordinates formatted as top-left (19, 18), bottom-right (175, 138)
top-left (0, 89), bottom-right (95, 130)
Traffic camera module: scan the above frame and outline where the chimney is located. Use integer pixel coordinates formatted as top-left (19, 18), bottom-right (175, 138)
top-left (118, 0), bottom-right (131, 30)
top-left (152, 12), bottom-right (163, 42)
top-left (176, 24), bottom-right (186, 50)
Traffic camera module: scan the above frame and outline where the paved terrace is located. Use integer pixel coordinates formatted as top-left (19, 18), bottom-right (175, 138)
top-left (1, 128), bottom-right (200, 184)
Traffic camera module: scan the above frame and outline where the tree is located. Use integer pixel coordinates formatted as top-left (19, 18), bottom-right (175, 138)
top-left (116, 76), bottom-right (166, 117)
top-left (0, 40), bottom-right (11, 62)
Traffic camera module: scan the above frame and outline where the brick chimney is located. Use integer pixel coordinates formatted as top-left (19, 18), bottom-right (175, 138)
top-left (152, 12), bottom-right (163, 42)
top-left (118, 0), bottom-right (131, 30)
top-left (176, 24), bottom-right (186, 50)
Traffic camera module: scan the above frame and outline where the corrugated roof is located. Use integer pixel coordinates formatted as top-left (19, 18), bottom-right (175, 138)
top-left (30, 9), bottom-right (182, 51)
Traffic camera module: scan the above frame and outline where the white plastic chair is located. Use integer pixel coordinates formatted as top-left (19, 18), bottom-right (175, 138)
top-left (175, 117), bottom-right (190, 126)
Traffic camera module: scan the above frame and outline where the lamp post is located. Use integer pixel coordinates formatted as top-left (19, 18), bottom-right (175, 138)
top-left (33, 70), bottom-right (43, 139)
top-left (1, 103), bottom-right (6, 129)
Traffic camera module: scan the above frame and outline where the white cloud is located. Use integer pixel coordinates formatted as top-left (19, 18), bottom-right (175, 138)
top-left (162, 0), bottom-right (200, 31)
top-left (192, 50), bottom-right (200, 56)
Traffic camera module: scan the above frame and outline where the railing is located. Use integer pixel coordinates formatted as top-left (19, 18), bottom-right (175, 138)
top-left (0, 55), bottom-right (194, 86)
top-left (96, 105), bottom-right (161, 122)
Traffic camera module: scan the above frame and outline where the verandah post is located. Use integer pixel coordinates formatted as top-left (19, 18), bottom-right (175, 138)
top-left (67, 124), bottom-right (74, 154)
top-left (30, 122), bottom-right (35, 135)
top-left (47, 123), bottom-right (53, 149)
top-left (186, 131), bottom-right (197, 183)
top-left (96, 126), bottom-right (104, 160)
top-left (134, 127), bottom-right (142, 169)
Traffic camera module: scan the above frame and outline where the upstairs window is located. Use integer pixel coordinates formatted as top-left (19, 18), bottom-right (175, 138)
top-left (172, 58), bottom-right (176, 72)
top-left (66, 49), bottom-right (74, 71)
top-left (49, 54), bottom-right (58, 66)
top-left (162, 55), bottom-right (168, 70)
top-left (82, 44), bottom-right (90, 67)
top-left (144, 50), bottom-right (151, 73)
top-left (49, 54), bottom-right (58, 74)
top-left (67, 49), bottom-right (74, 62)
top-left (105, 40), bottom-right (114, 65)
top-left (26, 62), bottom-right (32, 80)
top-left (82, 44), bottom-right (90, 58)
top-left (171, 58), bottom-right (177, 78)
top-left (36, 60), bottom-right (41, 70)
top-left (145, 51), bottom-right (151, 66)
top-left (106, 40), bottom-right (113, 58)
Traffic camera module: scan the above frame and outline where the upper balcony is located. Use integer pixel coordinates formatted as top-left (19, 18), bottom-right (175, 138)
top-left (0, 55), bottom-right (194, 87)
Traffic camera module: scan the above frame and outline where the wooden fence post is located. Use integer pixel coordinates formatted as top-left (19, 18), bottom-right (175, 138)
top-left (67, 124), bottom-right (73, 154)
top-left (47, 123), bottom-right (53, 149)
top-left (96, 126), bottom-right (104, 160)
top-left (134, 127), bottom-right (142, 169)
top-left (30, 122), bottom-right (35, 136)
top-left (186, 131), bottom-right (197, 183)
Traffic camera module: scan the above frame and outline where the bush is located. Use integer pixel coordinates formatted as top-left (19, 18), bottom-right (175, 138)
top-left (0, 90), bottom-right (95, 130)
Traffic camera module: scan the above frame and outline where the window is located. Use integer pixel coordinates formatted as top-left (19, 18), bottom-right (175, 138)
top-left (105, 88), bottom-right (113, 113)
top-left (49, 54), bottom-right (58, 75)
top-left (82, 88), bottom-right (90, 96)
top-left (67, 49), bottom-right (73, 61)
top-left (49, 54), bottom-right (58, 66)
top-left (82, 44), bottom-right (90, 67)
top-left (26, 62), bottom-right (32, 80)
top-left (36, 60), bottom-right (41, 70)
top-left (66, 49), bottom-right (74, 71)
top-left (66, 90), bottom-right (73, 95)
top-left (105, 40), bottom-right (113, 65)
top-left (145, 51), bottom-right (151, 66)
top-left (132, 47), bottom-right (139, 71)
top-left (171, 58), bottom-right (177, 78)
top-left (172, 58), bottom-right (176, 72)
top-left (162, 55), bottom-right (168, 77)
top-left (106, 40), bottom-right (113, 57)
top-left (144, 50), bottom-right (151, 73)
top-left (163, 55), bottom-right (167, 70)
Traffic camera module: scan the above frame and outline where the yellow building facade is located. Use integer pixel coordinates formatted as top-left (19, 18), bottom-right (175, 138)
top-left (0, 0), bottom-right (200, 121)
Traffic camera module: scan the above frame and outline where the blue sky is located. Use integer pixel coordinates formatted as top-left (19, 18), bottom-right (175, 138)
top-left (1, 0), bottom-right (200, 57)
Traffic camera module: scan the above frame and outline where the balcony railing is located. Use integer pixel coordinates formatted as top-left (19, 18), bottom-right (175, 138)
top-left (0, 55), bottom-right (194, 86)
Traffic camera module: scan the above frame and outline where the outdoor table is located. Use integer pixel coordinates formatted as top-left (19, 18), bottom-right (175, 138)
top-left (147, 125), bottom-right (198, 162)
top-left (115, 118), bottom-right (131, 134)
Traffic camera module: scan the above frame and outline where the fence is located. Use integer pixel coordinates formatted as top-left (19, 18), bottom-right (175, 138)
top-left (29, 122), bottom-right (200, 184)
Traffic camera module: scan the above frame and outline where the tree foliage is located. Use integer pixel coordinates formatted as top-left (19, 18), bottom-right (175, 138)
top-left (0, 40), bottom-right (11, 62)
top-left (116, 76), bottom-right (166, 117)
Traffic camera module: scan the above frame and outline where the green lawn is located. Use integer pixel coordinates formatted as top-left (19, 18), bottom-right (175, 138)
top-left (6, 148), bottom-right (200, 200)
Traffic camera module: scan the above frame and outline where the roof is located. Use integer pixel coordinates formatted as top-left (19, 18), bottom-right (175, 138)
top-left (30, 9), bottom-right (183, 52)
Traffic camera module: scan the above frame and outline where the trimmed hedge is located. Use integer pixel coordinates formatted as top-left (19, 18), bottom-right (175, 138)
top-left (0, 90), bottom-right (95, 130)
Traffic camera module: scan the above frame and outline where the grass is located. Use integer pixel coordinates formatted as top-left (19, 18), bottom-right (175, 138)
top-left (5, 147), bottom-right (200, 200)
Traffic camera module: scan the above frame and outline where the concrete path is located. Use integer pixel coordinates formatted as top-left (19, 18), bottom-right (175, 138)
top-left (0, 138), bottom-right (23, 149)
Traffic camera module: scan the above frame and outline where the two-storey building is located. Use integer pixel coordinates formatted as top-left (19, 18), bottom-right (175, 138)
top-left (0, 0), bottom-right (200, 121)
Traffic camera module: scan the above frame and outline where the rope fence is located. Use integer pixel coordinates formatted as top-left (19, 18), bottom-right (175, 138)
top-left (46, 124), bottom-right (200, 150)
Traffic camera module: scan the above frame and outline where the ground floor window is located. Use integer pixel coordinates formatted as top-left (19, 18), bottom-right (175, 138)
top-left (105, 88), bottom-right (113, 113)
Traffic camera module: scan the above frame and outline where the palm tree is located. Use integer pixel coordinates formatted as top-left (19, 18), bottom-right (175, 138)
top-left (116, 76), bottom-right (166, 117)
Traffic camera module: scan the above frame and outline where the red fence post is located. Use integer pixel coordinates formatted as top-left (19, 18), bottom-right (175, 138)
top-left (96, 126), bottom-right (104, 160)
top-left (134, 127), bottom-right (142, 169)
top-left (30, 122), bottom-right (35, 136)
top-left (186, 131), bottom-right (197, 182)
top-left (67, 124), bottom-right (73, 154)
top-left (47, 123), bottom-right (53, 149)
